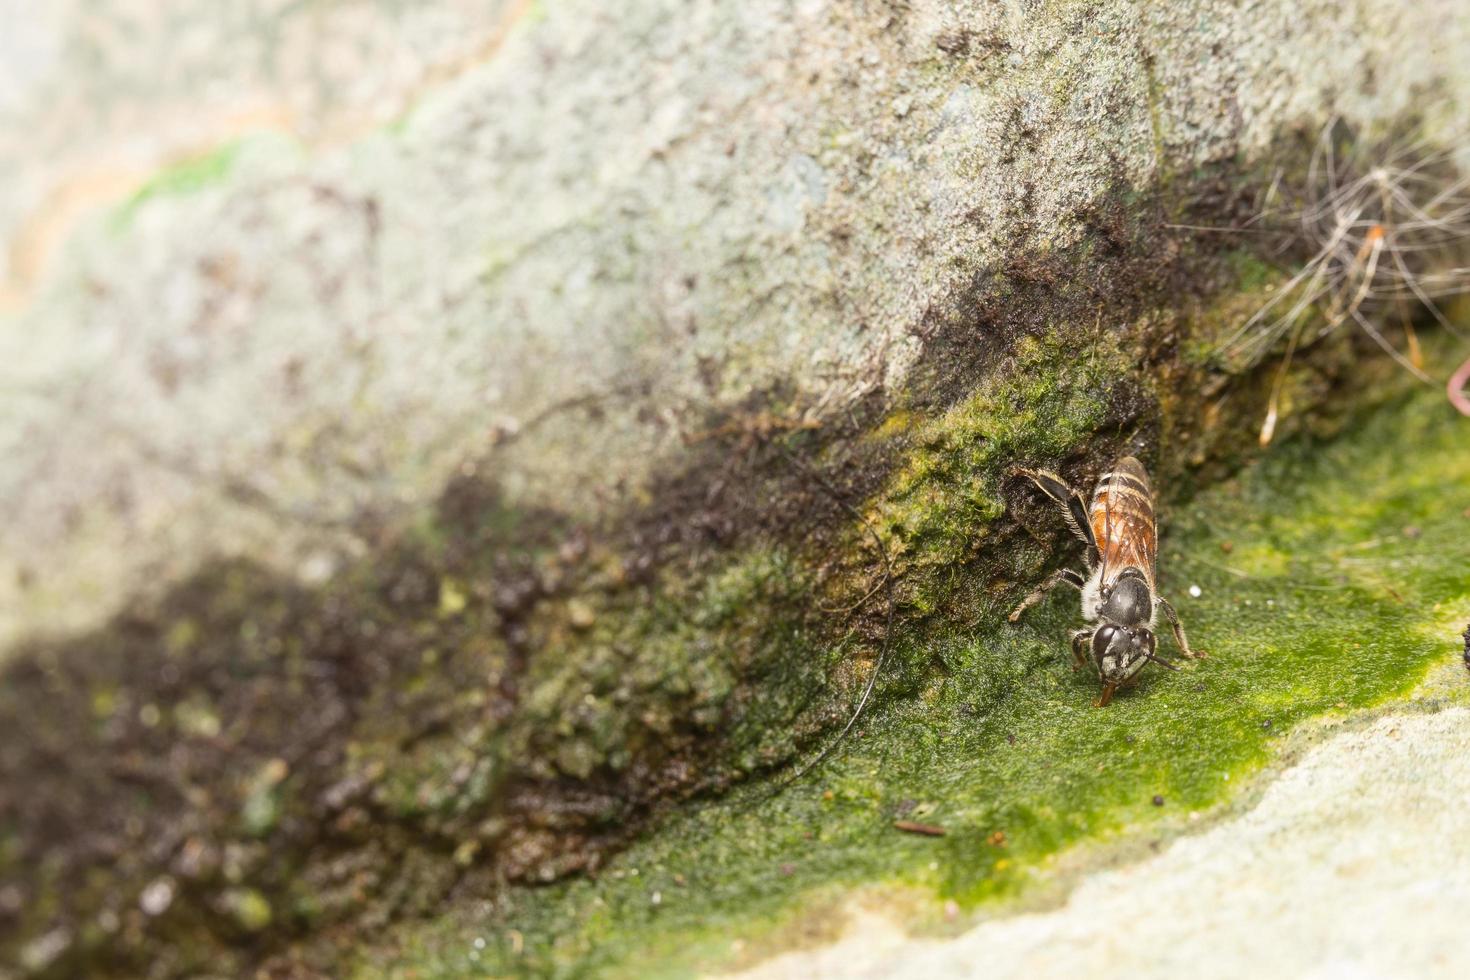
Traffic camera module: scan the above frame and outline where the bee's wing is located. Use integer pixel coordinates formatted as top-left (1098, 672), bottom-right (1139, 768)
top-left (1099, 466), bottom-right (1115, 583)
top-left (1141, 493), bottom-right (1158, 585)
top-left (1124, 460), bottom-right (1158, 585)
top-left (1096, 460), bottom-right (1158, 587)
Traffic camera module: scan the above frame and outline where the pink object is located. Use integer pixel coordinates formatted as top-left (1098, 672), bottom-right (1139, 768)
top-left (1450, 354), bottom-right (1470, 417)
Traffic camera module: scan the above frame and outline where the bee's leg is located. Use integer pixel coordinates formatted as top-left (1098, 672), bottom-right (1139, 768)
top-left (1157, 596), bottom-right (1206, 659)
top-left (1008, 567), bottom-right (1086, 623)
top-left (1013, 469), bottom-right (1100, 568)
top-left (1069, 629), bottom-right (1092, 670)
top-left (1094, 681), bottom-right (1119, 708)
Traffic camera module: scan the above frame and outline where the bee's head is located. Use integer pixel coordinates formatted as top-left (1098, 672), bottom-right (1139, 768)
top-left (1098, 574), bottom-right (1152, 627)
top-left (1090, 623), bottom-right (1155, 684)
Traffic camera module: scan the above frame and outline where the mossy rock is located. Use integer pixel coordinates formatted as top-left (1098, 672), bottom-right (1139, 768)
top-left (361, 368), bottom-right (1470, 978)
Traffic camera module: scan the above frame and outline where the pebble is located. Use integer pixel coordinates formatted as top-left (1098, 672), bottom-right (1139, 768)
top-left (139, 877), bottom-right (175, 916)
top-left (1188, 584), bottom-right (1202, 598)
top-left (568, 599), bottom-right (597, 629)
top-left (298, 552), bottom-right (337, 585)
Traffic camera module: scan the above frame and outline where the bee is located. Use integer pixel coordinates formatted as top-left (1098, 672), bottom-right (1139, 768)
top-left (1008, 456), bottom-right (1204, 706)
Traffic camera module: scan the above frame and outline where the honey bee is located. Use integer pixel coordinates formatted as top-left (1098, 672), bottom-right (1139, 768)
top-left (1008, 456), bottom-right (1204, 706)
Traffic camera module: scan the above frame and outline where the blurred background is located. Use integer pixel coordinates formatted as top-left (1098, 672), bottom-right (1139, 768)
top-left (3, 2), bottom-right (1469, 978)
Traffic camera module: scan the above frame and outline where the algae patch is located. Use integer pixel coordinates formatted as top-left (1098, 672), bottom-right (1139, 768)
top-left (370, 380), bottom-right (1470, 978)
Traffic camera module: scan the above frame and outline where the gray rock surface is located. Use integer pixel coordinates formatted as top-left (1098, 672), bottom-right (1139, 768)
top-left (3, 0), bottom-right (1468, 648)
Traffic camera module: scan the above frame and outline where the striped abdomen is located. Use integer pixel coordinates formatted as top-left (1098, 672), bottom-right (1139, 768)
top-left (1089, 456), bottom-right (1157, 587)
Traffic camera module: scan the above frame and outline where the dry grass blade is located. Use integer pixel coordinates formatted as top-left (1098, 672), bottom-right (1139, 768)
top-left (1217, 120), bottom-right (1470, 441)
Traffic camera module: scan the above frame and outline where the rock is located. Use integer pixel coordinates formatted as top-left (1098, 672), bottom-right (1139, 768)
top-left (2, 1), bottom-right (1469, 975)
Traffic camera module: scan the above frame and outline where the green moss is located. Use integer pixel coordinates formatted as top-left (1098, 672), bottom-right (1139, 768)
top-left (1180, 249), bottom-right (1291, 368)
top-left (875, 332), bottom-right (1124, 573)
top-left (222, 888), bottom-right (273, 933)
top-left (238, 758), bottom-right (291, 834)
top-left (366, 378), bottom-right (1470, 978)
top-left (111, 142), bottom-right (246, 229)
top-left (1223, 249), bottom-right (1278, 294)
top-left (510, 547), bottom-right (827, 783)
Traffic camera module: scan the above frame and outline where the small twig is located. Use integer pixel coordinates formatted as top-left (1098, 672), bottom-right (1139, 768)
top-left (893, 820), bottom-right (946, 837)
